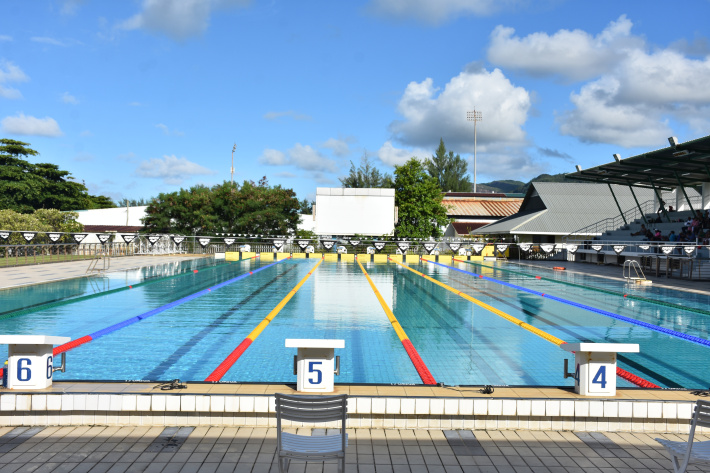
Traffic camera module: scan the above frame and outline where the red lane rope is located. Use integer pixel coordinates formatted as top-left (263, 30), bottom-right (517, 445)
top-left (401, 339), bottom-right (436, 385)
top-left (205, 339), bottom-right (253, 382)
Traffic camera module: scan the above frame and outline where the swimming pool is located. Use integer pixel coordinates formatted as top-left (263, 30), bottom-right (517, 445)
top-left (0, 256), bottom-right (707, 388)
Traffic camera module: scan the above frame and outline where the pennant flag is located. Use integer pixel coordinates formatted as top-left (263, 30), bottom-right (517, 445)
top-left (540, 244), bottom-right (555, 253)
top-left (273, 239), bottom-right (285, 251)
top-left (591, 244), bottom-right (603, 252)
top-left (321, 240), bottom-right (335, 250)
top-left (297, 239), bottom-right (310, 250)
top-left (661, 245), bottom-right (675, 255)
top-left (638, 245), bottom-right (650, 251)
top-left (613, 245), bottom-right (626, 255)
top-left (566, 244), bottom-right (578, 254)
top-left (496, 244), bottom-right (508, 254)
top-left (0, 231), bottom-right (10, 241)
top-left (48, 233), bottom-right (62, 242)
top-left (122, 234), bottom-right (137, 244)
top-left (373, 241), bottom-right (386, 251)
top-left (472, 243), bottom-right (485, 254)
top-left (518, 243), bottom-right (532, 252)
top-left (423, 242), bottom-right (437, 254)
top-left (396, 242), bottom-right (410, 252)
top-left (97, 234), bottom-right (112, 244)
top-left (22, 232), bottom-right (36, 243)
top-left (684, 246), bottom-right (695, 255)
top-left (448, 242), bottom-right (461, 252)
top-left (171, 236), bottom-right (185, 246)
top-left (350, 239), bottom-right (360, 246)
top-left (72, 233), bottom-right (87, 243)
top-left (147, 235), bottom-right (161, 246)
top-left (224, 238), bottom-right (235, 246)
top-left (198, 238), bottom-right (211, 248)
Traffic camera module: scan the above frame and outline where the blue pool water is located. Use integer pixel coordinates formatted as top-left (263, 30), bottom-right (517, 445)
top-left (0, 257), bottom-right (708, 388)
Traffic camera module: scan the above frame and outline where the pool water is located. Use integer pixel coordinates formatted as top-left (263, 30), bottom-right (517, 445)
top-left (0, 257), bottom-right (707, 388)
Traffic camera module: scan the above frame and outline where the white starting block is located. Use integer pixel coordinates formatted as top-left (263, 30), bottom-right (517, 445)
top-left (286, 339), bottom-right (344, 393)
top-left (0, 335), bottom-right (70, 389)
top-left (562, 343), bottom-right (639, 396)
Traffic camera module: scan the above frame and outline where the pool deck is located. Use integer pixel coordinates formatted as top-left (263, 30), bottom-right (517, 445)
top-left (1, 255), bottom-right (708, 471)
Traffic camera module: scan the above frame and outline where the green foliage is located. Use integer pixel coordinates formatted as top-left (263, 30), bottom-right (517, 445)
top-left (0, 208), bottom-right (83, 244)
top-left (425, 138), bottom-right (472, 192)
top-left (116, 197), bottom-right (151, 207)
top-left (0, 139), bottom-right (115, 212)
top-left (393, 158), bottom-right (450, 239)
top-left (298, 198), bottom-right (314, 214)
top-left (339, 155), bottom-right (394, 188)
top-left (143, 177), bottom-right (301, 236)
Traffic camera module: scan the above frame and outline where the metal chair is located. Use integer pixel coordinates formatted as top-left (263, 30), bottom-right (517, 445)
top-left (275, 393), bottom-right (348, 473)
top-left (655, 400), bottom-right (710, 473)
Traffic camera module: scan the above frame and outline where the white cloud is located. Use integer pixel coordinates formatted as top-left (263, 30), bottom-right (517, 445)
top-left (0, 35), bottom-right (12, 42)
top-left (263, 110), bottom-right (312, 121)
top-left (62, 0), bottom-right (86, 15)
top-left (134, 155), bottom-right (216, 185)
top-left (389, 67), bottom-right (530, 152)
top-left (321, 137), bottom-right (355, 157)
top-left (377, 141), bottom-right (428, 167)
top-left (367, 0), bottom-right (516, 24)
top-left (118, 0), bottom-right (251, 40)
top-left (487, 16), bottom-right (641, 81)
top-left (61, 92), bottom-right (79, 104)
top-left (259, 144), bottom-right (339, 172)
top-left (155, 123), bottom-right (184, 136)
top-left (1, 113), bottom-right (63, 137)
top-left (258, 149), bottom-right (287, 166)
top-left (0, 60), bottom-right (28, 100)
top-left (31, 37), bottom-right (66, 47)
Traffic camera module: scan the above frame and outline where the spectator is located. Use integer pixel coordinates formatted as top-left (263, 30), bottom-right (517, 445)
top-left (657, 199), bottom-right (666, 214)
top-left (679, 228), bottom-right (691, 242)
top-left (668, 230), bottom-right (678, 242)
top-left (652, 229), bottom-right (662, 241)
top-left (630, 224), bottom-right (647, 237)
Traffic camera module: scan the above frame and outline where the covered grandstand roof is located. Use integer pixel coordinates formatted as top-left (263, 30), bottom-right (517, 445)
top-left (477, 182), bottom-right (654, 235)
top-left (442, 197), bottom-right (522, 218)
top-left (566, 134), bottom-right (710, 190)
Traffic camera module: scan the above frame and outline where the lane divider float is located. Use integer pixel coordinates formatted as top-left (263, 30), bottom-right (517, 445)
top-left (205, 259), bottom-right (323, 382)
top-left (360, 258), bottom-right (436, 385)
top-left (53, 257), bottom-right (288, 356)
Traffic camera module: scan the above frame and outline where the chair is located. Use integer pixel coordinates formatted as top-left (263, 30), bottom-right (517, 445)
top-left (275, 393), bottom-right (348, 473)
top-left (655, 400), bottom-right (710, 473)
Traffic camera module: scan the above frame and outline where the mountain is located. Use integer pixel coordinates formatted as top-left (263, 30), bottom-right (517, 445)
top-left (479, 173), bottom-right (577, 194)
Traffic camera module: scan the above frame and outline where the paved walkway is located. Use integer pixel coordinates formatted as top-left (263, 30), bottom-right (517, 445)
top-left (0, 425), bottom-right (695, 473)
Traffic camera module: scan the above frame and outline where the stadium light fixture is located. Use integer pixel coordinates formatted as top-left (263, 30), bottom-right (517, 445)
top-left (231, 143), bottom-right (237, 185)
top-left (575, 165), bottom-right (582, 172)
top-left (613, 153), bottom-right (621, 162)
top-left (668, 136), bottom-right (679, 148)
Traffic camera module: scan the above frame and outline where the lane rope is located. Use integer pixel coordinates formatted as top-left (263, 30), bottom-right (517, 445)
top-left (359, 258), bottom-right (436, 385)
top-left (205, 259), bottom-right (323, 382)
top-left (53, 257), bottom-right (289, 356)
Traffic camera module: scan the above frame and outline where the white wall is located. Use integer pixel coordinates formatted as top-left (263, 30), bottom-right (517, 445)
top-left (314, 188), bottom-right (395, 236)
top-left (74, 206), bottom-right (147, 226)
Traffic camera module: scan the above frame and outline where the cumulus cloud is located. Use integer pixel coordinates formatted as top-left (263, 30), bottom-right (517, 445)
top-left (0, 60), bottom-right (28, 100)
top-left (119, 0), bottom-right (251, 40)
top-left (537, 147), bottom-right (573, 163)
top-left (487, 15), bottom-right (641, 81)
top-left (134, 155), bottom-right (216, 185)
top-left (367, 0), bottom-right (516, 24)
top-left (377, 141), bottom-right (428, 167)
top-left (155, 123), bottom-right (184, 136)
top-left (388, 67), bottom-right (530, 152)
top-left (263, 110), bottom-right (312, 121)
top-left (321, 137), bottom-right (355, 157)
top-left (61, 92), bottom-right (79, 104)
top-left (61, 0), bottom-right (86, 16)
top-left (259, 144), bottom-right (338, 172)
top-left (0, 35), bottom-right (12, 42)
top-left (1, 113), bottom-right (63, 137)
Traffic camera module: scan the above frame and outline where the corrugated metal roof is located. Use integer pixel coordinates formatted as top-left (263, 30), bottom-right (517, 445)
top-left (478, 183), bottom-right (657, 235)
top-left (442, 198), bottom-right (522, 217)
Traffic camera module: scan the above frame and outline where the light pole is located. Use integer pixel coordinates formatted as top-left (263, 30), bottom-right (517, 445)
top-left (466, 110), bottom-right (482, 193)
top-left (231, 143), bottom-right (236, 185)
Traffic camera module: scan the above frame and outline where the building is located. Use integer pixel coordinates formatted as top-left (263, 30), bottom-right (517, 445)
top-left (313, 188), bottom-right (396, 236)
top-left (441, 192), bottom-right (523, 237)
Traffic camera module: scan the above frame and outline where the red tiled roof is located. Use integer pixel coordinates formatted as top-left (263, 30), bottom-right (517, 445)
top-left (451, 222), bottom-right (490, 235)
top-left (442, 198), bottom-right (522, 217)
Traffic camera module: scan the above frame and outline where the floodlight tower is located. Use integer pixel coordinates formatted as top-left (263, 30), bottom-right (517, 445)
top-left (231, 143), bottom-right (236, 185)
top-left (466, 109), bottom-right (482, 193)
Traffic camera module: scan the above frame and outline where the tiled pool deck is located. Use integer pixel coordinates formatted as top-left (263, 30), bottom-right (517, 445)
top-left (1, 256), bottom-right (709, 472)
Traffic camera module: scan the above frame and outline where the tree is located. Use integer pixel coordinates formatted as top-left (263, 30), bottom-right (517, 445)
top-left (425, 138), bottom-right (472, 192)
top-left (393, 158), bottom-right (450, 239)
top-left (143, 177), bottom-right (301, 236)
top-left (0, 208), bottom-right (82, 244)
top-left (339, 155), bottom-right (394, 188)
top-left (0, 139), bottom-right (115, 212)
top-left (298, 198), bottom-right (313, 214)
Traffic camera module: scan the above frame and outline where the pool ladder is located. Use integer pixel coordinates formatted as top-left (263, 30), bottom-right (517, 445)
top-left (623, 260), bottom-right (652, 285)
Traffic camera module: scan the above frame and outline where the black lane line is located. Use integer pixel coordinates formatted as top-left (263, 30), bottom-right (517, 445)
top-left (0, 427), bottom-right (45, 453)
top-left (399, 270), bottom-right (533, 385)
top-left (444, 430), bottom-right (486, 457)
top-left (447, 272), bottom-right (689, 388)
top-left (144, 264), bottom-right (299, 381)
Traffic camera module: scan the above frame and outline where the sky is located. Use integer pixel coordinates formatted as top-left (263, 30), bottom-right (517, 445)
top-left (2, 0), bottom-right (710, 204)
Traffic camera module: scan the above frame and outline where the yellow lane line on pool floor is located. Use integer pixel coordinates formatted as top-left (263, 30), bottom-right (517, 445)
top-left (391, 258), bottom-right (566, 346)
top-left (357, 258), bottom-right (436, 385)
top-left (205, 259), bottom-right (323, 382)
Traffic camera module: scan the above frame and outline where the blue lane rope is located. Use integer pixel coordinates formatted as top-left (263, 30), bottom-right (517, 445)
top-left (426, 260), bottom-right (710, 349)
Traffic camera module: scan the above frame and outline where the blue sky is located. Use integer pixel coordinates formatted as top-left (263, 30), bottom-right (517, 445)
top-left (2, 0), bottom-right (710, 203)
